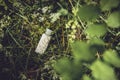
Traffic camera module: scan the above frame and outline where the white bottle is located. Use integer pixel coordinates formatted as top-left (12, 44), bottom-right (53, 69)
top-left (35, 28), bottom-right (52, 54)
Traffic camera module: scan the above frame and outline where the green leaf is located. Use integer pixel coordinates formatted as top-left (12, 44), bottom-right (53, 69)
top-left (85, 24), bottom-right (107, 37)
top-left (103, 49), bottom-right (120, 68)
top-left (54, 58), bottom-right (71, 74)
top-left (71, 41), bottom-right (96, 61)
top-left (106, 11), bottom-right (120, 28)
top-left (100, 0), bottom-right (120, 11)
top-left (83, 75), bottom-right (92, 80)
top-left (58, 8), bottom-right (68, 15)
top-left (88, 38), bottom-right (105, 53)
top-left (54, 57), bottom-right (83, 80)
top-left (77, 5), bottom-right (100, 21)
top-left (90, 60), bottom-right (117, 80)
top-left (88, 38), bottom-right (105, 45)
top-left (54, 58), bottom-right (72, 80)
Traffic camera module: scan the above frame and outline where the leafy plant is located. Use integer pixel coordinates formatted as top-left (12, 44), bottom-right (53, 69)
top-left (53, 0), bottom-right (120, 80)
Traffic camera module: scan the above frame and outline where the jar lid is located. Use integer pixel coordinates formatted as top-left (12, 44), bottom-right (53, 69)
top-left (45, 28), bottom-right (53, 36)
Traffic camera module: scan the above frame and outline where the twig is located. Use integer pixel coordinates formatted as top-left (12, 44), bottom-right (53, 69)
top-left (6, 29), bottom-right (22, 47)
top-left (55, 33), bottom-right (61, 48)
top-left (69, 0), bottom-right (74, 8)
top-left (25, 47), bottom-right (32, 71)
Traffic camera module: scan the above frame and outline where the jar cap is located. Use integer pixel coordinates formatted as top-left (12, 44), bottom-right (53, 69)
top-left (45, 28), bottom-right (52, 36)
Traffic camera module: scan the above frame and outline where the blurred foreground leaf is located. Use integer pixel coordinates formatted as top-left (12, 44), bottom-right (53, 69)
top-left (83, 75), bottom-right (92, 80)
top-left (103, 49), bottom-right (120, 67)
top-left (88, 38), bottom-right (105, 45)
top-left (54, 57), bottom-right (84, 80)
top-left (77, 5), bottom-right (100, 21)
top-left (90, 60), bottom-right (117, 80)
top-left (100, 0), bottom-right (120, 11)
top-left (85, 24), bottom-right (107, 37)
top-left (71, 41), bottom-right (96, 62)
top-left (106, 11), bottom-right (120, 28)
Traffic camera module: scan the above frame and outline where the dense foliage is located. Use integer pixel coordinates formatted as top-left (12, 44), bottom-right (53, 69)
top-left (0, 0), bottom-right (120, 80)
top-left (54, 0), bottom-right (120, 80)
